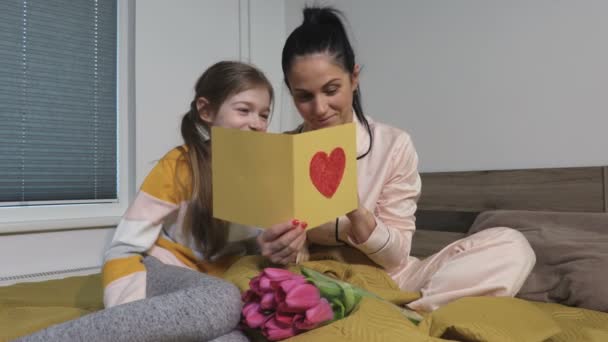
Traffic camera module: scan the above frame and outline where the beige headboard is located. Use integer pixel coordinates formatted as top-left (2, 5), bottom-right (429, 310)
top-left (411, 166), bottom-right (608, 257)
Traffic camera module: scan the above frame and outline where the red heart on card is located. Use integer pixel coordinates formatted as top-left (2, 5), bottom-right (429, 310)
top-left (309, 148), bottom-right (346, 198)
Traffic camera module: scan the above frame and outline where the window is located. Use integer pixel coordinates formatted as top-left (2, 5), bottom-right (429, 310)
top-left (0, 0), bottom-right (133, 233)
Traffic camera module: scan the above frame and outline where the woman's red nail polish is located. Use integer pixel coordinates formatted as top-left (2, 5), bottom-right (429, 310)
top-left (291, 219), bottom-right (300, 226)
top-left (301, 222), bottom-right (308, 229)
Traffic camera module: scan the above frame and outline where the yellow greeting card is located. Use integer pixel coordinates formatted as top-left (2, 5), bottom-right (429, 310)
top-left (211, 123), bottom-right (357, 229)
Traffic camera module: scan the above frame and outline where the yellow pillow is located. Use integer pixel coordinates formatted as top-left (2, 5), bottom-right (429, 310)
top-left (418, 296), bottom-right (561, 342)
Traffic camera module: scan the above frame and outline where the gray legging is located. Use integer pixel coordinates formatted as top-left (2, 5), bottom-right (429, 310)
top-left (16, 256), bottom-right (248, 342)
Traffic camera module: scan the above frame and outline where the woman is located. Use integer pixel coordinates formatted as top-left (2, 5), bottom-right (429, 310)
top-left (258, 7), bottom-right (536, 312)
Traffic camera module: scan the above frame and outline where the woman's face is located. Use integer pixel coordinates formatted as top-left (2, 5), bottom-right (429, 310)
top-left (198, 86), bottom-right (272, 132)
top-left (287, 53), bottom-right (359, 131)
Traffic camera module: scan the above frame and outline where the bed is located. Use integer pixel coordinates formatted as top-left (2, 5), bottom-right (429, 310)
top-left (2, 166), bottom-right (608, 341)
top-left (414, 166), bottom-right (608, 311)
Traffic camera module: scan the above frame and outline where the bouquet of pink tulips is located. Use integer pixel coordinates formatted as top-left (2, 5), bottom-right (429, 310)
top-left (240, 267), bottom-right (377, 341)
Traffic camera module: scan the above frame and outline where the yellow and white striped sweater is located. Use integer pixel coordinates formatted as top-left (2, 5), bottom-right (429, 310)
top-left (102, 146), bottom-right (259, 307)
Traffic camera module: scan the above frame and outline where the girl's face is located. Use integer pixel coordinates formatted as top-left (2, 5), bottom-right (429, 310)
top-left (198, 86), bottom-right (272, 132)
top-left (287, 53), bottom-right (359, 131)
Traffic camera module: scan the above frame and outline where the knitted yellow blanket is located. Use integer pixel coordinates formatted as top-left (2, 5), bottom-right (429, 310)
top-left (2, 257), bottom-right (607, 341)
top-left (224, 256), bottom-right (608, 342)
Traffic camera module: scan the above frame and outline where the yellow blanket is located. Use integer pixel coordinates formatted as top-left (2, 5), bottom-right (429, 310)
top-left (224, 256), bottom-right (608, 342)
top-left (1, 258), bottom-right (607, 341)
top-left (0, 274), bottom-right (103, 342)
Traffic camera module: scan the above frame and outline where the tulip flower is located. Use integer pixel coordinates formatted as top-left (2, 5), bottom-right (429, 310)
top-left (242, 302), bottom-right (268, 329)
top-left (293, 298), bottom-right (334, 330)
top-left (284, 283), bottom-right (321, 311)
top-left (241, 267), bottom-right (376, 341)
top-left (263, 317), bottom-right (297, 341)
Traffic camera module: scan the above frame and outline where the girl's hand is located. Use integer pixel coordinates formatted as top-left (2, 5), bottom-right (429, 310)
top-left (257, 219), bottom-right (308, 264)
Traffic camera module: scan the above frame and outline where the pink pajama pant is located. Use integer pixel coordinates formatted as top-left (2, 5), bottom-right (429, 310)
top-left (392, 227), bottom-right (535, 312)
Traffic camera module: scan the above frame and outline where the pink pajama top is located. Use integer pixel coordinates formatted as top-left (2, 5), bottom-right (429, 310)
top-left (301, 115), bottom-right (422, 279)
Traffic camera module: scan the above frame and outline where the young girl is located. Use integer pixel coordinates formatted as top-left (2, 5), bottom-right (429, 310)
top-left (18, 61), bottom-right (275, 342)
top-left (258, 7), bottom-right (536, 312)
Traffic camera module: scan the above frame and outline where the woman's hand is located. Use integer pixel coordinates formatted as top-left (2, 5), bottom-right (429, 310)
top-left (257, 219), bottom-right (307, 264)
top-left (346, 207), bottom-right (376, 244)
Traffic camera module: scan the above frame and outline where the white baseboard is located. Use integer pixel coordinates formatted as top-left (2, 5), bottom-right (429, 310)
top-left (0, 227), bottom-right (115, 286)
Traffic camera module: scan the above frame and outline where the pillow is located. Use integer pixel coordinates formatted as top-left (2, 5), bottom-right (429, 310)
top-left (469, 210), bottom-right (608, 312)
top-left (419, 296), bottom-right (561, 342)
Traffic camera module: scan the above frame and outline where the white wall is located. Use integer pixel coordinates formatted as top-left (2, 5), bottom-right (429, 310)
top-left (249, 0), bottom-right (294, 131)
top-left (286, 0), bottom-right (608, 172)
top-left (0, 229), bottom-right (114, 280)
top-left (136, 0), bottom-right (288, 186)
top-left (136, 0), bottom-right (240, 186)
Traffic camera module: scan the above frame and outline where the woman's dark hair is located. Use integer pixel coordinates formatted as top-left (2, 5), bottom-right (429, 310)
top-left (281, 6), bottom-right (371, 139)
top-left (283, 7), bottom-right (374, 246)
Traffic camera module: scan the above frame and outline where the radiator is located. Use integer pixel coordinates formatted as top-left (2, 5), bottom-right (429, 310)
top-left (0, 266), bottom-right (100, 287)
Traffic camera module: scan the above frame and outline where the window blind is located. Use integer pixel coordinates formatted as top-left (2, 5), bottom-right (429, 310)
top-left (0, 0), bottom-right (117, 204)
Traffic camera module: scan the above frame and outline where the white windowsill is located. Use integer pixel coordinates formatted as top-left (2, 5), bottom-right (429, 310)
top-left (0, 216), bottom-right (121, 234)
